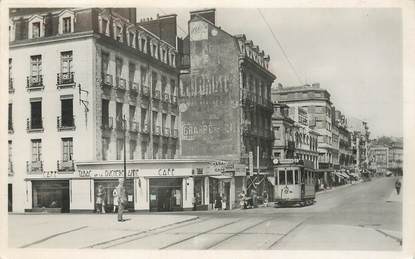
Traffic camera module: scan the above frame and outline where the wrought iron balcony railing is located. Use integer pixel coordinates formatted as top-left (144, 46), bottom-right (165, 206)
top-left (153, 125), bottom-right (161, 136)
top-left (101, 73), bottom-right (113, 88)
top-left (26, 75), bottom-right (44, 91)
top-left (162, 93), bottom-right (170, 103)
top-left (152, 89), bottom-right (161, 100)
top-left (27, 118), bottom-right (44, 132)
top-left (141, 85), bottom-right (150, 97)
top-left (27, 160), bottom-right (43, 174)
top-left (57, 116), bottom-right (75, 131)
top-left (57, 72), bottom-right (75, 87)
top-left (129, 121), bottom-right (139, 133)
top-left (57, 160), bottom-right (75, 172)
top-left (129, 81), bottom-right (139, 96)
top-left (115, 77), bottom-right (127, 91)
top-left (171, 95), bottom-right (178, 105)
top-left (9, 78), bottom-right (15, 93)
top-left (115, 117), bottom-right (124, 131)
top-left (101, 116), bottom-right (113, 130)
top-left (171, 128), bottom-right (179, 138)
top-left (141, 123), bottom-right (149, 134)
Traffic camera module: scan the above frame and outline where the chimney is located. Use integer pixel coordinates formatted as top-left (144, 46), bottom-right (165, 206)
top-left (190, 8), bottom-right (216, 25)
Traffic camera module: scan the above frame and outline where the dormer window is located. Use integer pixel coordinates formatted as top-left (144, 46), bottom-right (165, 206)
top-left (58, 10), bottom-right (75, 34)
top-left (28, 15), bottom-right (44, 39)
top-left (100, 18), bottom-right (109, 36)
top-left (32, 22), bottom-right (40, 38)
top-left (127, 28), bottom-right (136, 48)
top-left (116, 25), bottom-right (122, 42)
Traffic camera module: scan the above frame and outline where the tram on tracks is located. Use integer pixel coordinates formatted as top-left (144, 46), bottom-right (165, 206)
top-left (273, 158), bottom-right (316, 207)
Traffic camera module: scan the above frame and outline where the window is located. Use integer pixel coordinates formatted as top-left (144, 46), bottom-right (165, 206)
top-left (141, 108), bottom-right (147, 128)
top-left (32, 22), bottom-right (41, 38)
top-left (101, 99), bottom-right (109, 127)
top-left (129, 32), bottom-right (135, 47)
top-left (171, 115), bottom-right (176, 131)
top-left (30, 100), bottom-right (42, 129)
top-left (274, 127), bottom-right (281, 140)
top-left (102, 138), bottom-right (109, 160)
top-left (152, 71), bottom-right (158, 91)
top-left (141, 141), bottom-right (147, 159)
top-left (170, 79), bottom-right (176, 96)
top-left (116, 57), bottom-right (123, 78)
top-left (62, 17), bottom-right (72, 33)
top-left (62, 138), bottom-right (73, 161)
top-left (31, 139), bottom-right (42, 162)
top-left (129, 63), bottom-right (136, 83)
top-left (129, 105), bottom-right (136, 123)
top-left (8, 103), bottom-right (12, 131)
top-left (115, 25), bottom-right (122, 42)
top-left (153, 143), bottom-right (159, 159)
top-left (116, 138), bottom-right (124, 160)
top-left (61, 51), bottom-right (73, 74)
top-left (162, 144), bottom-right (168, 159)
top-left (162, 113), bottom-right (167, 131)
top-left (140, 66), bottom-right (147, 85)
top-left (129, 140), bottom-right (136, 160)
top-left (278, 170), bottom-right (286, 185)
top-left (161, 76), bottom-right (167, 94)
top-left (61, 97), bottom-right (74, 127)
top-left (101, 18), bottom-right (109, 35)
top-left (101, 52), bottom-right (109, 75)
top-left (30, 55), bottom-right (42, 78)
top-left (294, 169), bottom-right (299, 184)
top-left (287, 170), bottom-right (293, 185)
top-left (116, 102), bottom-right (123, 129)
top-left (152, 111), bottom-right (158, 131)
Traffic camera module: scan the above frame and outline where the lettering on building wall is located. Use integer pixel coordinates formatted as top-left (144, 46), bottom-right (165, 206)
top-left (180, 74), bottom-right (233, 99)
top-left (182, 121), bottom-right (235, 141)
top-left (190, 21), bottom-right (208, 41)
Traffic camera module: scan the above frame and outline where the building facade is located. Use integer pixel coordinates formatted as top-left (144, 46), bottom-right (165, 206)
top-left (8, 8), bottom-right (189, 213)
top-left (179, 9), bottom-right (276, 209)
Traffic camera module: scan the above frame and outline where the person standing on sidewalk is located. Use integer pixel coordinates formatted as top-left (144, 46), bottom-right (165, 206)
top-left (395, 178), bottom-right (401, 195)
top-left (112, 187), bottom-right (119, 213)
top-left (96, 185), bottom-right (105, 213)
top-left (262, 190), bottom-right (269, 207)
top-left (117, 179), bottom-right (127, 222)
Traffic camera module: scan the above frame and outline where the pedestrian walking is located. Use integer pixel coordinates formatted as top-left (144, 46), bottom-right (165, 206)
top-left (262, 190), bottom-right (269, 207)
top-left (116, 179), bottom-right (127, 222)
top-left (251, 189), bottom-right (257, 208)
top-left (112, 187), bottom-right (119, 213)
top-left (239, 191), bottom-right (246, 209)
top-left (395, 178), bottom-right (401, 195)
top-left (96, 185), bottom-right (105, 213)
top-left (221, 193), bottom-right (227, 210)
top-left (215, 193), bottom-right (222, 211)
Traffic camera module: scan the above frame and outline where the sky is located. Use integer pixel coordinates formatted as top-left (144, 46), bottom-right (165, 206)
top-left (137, 8), bottom-right (402, 138)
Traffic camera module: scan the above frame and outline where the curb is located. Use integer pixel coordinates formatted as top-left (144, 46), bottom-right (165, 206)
top-left (375, 229), bottom-right (402, 246)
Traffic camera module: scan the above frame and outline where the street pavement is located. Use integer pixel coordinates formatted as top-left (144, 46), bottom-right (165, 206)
top-left (8, 176), bottom-right (402, 250)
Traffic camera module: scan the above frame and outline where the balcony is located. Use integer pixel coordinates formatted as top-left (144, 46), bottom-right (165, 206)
top-left (27, 160), bottom-right (43, 174)
top-left (171, 95), bottom-right (178, 105)
top-left (171, 128), bottom-right (178, 139)
top-left (129, 121), bottom-right (139, 133)
top-left (57, 116), bottom-right (75, 131)
top-left (57, 160), bottom-right (75, 172)
top-left (163, 127), bottom-right (170, 137)
top-left (9, 78), bottom-right (15, 93)
top-left (141, 123), bottom-right (150, 134)
top-left (56, 72), bottom-right (75, 88)
top-left (8, 161), bottom-right (13, 176)
top-left (27, 118), bottom-right (44, 132)
top-left (141, 85), bottom-right (150, 98)
top-left (153, 125), bottom-right (161, 136)
top-left (162, 93), bottom-right (170, 103)
top-left (152, 89), bottom-right (161, 101)
top-left (8, 121), bottom-right (13, 134)
top-left (115, 117), bottom-right (125, 131)
top-left (101, 116), bottom-right (113, 130)
top-left (128, 81), bottom-right (139, 97)
top-left (115, 77), bottom-right (127, 92)
top-left (26, 75), bottom-right (44, 91)
top-left (101, 73), bottom-right (113, 89)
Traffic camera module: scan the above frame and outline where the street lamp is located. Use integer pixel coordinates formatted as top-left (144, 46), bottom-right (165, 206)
top-left (123, 114), bottom-right (127, 181)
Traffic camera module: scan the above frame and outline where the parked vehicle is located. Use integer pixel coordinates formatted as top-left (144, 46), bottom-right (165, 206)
top-left (273, 159), bottom-right (316, 207)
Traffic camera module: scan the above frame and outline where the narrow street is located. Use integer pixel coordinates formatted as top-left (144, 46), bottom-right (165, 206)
top-left (9, 177), bottom-right (402, 250)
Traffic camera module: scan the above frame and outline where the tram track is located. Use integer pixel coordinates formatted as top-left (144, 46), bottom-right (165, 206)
top-left (266, 216), bottom-right (310, 249)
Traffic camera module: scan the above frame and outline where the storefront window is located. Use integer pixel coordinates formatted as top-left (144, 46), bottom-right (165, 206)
top-left (149, 178), bottom-right (183, 212)
top-left (209, 177), bottom-right (219, 204)
top-left (194, 177), bottom-right (204, 206)
top-left (32, 180), bottom-right (69, 213)
top-left (94, 179), bottom-right (134, 212)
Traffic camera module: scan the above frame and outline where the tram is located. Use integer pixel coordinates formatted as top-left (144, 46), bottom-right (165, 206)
top-left (273, 159), bottom-right (316, 207)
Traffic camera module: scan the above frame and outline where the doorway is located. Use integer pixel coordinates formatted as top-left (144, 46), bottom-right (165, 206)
top-left (149, 178), bottom-right (183, 212)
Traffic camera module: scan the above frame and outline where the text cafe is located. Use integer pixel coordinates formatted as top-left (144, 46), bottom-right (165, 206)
top-left (23, 159), bottom-right (227, 213)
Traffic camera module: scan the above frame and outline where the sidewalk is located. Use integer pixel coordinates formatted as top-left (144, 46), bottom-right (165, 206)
top-left (9, 213), bottom-right (198, 248)
top-left (386, 188), bottom-right (402, 203)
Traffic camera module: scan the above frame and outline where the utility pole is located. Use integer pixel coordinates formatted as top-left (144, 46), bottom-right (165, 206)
top-left (123, 114), bottom-right (127, 181)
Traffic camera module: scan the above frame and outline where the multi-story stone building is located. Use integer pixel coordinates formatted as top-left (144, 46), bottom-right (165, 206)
top-left (368, 145), bottom-right (389, 174)
top-left (7, 8), bottom-right (199, 213)
top-left (179, 9), bottom-right (276, 209)
top-left (348, 117), bottom-right (370, 170)
top-left (272, 83), bottom-right (336, 185)
top-left (335, 111), bottom-right (353, 170)
top-left (271, 103), bottom-right (320, 170)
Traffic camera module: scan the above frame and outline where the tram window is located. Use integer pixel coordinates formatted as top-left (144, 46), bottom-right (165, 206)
top-left (294, 169), bottom-right (299, 184)
top-left (279, 170), bottom-right (286, 185)
top-left (301, 169), bottom-right (305, 183)
top-left (287, 170), bottom-right (293, 185)
top-left (307, 172), bottom-right (311, 184)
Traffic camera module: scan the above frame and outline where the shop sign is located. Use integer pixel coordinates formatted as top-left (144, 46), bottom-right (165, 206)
top-left (190, 21), bottom-right (208, 41)
top-left (209, 161), bottom-right (227, 173)
top-left (76, 168), bottom-right (193, 178)
top-left (27, 170), bottom-right (74, 179)
top-left (234, 164), bottom-right (247, 177)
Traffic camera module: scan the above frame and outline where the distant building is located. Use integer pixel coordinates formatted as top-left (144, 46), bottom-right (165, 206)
top-left (348, 117), bottom-right (370, 170)
top-left (368, 141), bottom-right (403, 176)
top-left (271, 103), bottom-right (320, 170)
top-left (179, 9), bottom-right (276, 209)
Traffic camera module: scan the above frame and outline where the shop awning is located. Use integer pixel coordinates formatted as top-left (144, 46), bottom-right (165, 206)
top-left (210, 175), bottom-right (233, 179)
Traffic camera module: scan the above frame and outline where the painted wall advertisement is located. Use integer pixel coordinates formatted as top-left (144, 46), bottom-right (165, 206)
top-left (180, 19), bottom-right (240, 159)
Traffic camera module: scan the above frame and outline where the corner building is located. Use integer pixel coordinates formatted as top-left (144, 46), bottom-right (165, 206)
top-left (8, 8), bottom-right (195, 213)
top-left (179, 9), bottom-right (276, 209)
